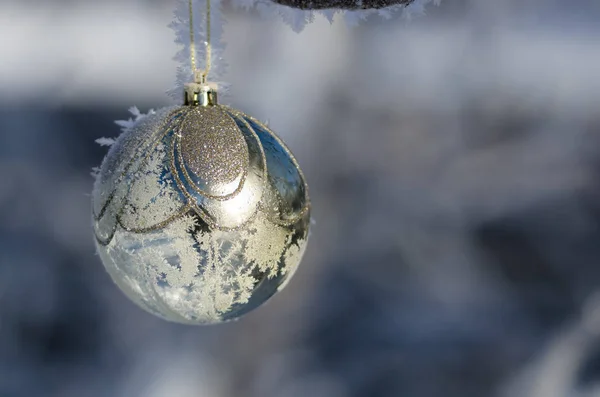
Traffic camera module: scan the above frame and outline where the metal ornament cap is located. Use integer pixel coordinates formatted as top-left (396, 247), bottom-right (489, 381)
top-left (184, 81), bottom-right (218, 107)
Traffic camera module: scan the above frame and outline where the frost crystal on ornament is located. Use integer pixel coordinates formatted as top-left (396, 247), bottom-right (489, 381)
top-left (92, 102), bottom-right (310, 324)
top-left (170, 0), bottom-right (229, 101)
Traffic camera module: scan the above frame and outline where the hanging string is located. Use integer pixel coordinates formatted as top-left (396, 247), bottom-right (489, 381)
top-left (188, 0), bottom-right (197, 74)
top-left (205, 0), bottom-right (212, 79)
top-left (188, 0), bottom-right (212, 83)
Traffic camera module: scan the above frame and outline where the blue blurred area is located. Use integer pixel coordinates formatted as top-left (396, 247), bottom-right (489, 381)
top-left (3, 1), bottom-right (600, 397)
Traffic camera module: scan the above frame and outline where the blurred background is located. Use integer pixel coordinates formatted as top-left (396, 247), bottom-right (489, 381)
top-left (2, 0), bottom-right (600, 396)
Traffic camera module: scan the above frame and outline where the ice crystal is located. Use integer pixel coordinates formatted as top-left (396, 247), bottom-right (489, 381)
top-left (95, 137), bottom-right (115, 147)
top-left (114, 107), bottom-right (155, 131)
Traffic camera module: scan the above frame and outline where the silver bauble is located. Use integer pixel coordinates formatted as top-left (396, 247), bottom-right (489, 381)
top-left (92, 85), bottom-right (310, 324)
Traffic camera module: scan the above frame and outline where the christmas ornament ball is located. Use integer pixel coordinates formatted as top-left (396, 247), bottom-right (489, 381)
top-left (92, 86), bottom-right (310, 324)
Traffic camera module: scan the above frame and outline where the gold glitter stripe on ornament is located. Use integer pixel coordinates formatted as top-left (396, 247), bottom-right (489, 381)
top-left (174, 106), bottom-right (249, 200)
top-left (170, 126), bottom-right (264, 232)
top-left (169, 123), bottom-right (255, 231)
top-left (180, 107), bottom-right (246, 184)
top-left (117, 205), bottom-right (192, 234)
top-left (168, 123), bottom-right (216, 228)
top-left (171, 143), bottom-right (263, 233)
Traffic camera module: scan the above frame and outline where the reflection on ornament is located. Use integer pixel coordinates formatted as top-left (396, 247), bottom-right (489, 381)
top-left (92, 83), bottom-right (310, 324)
